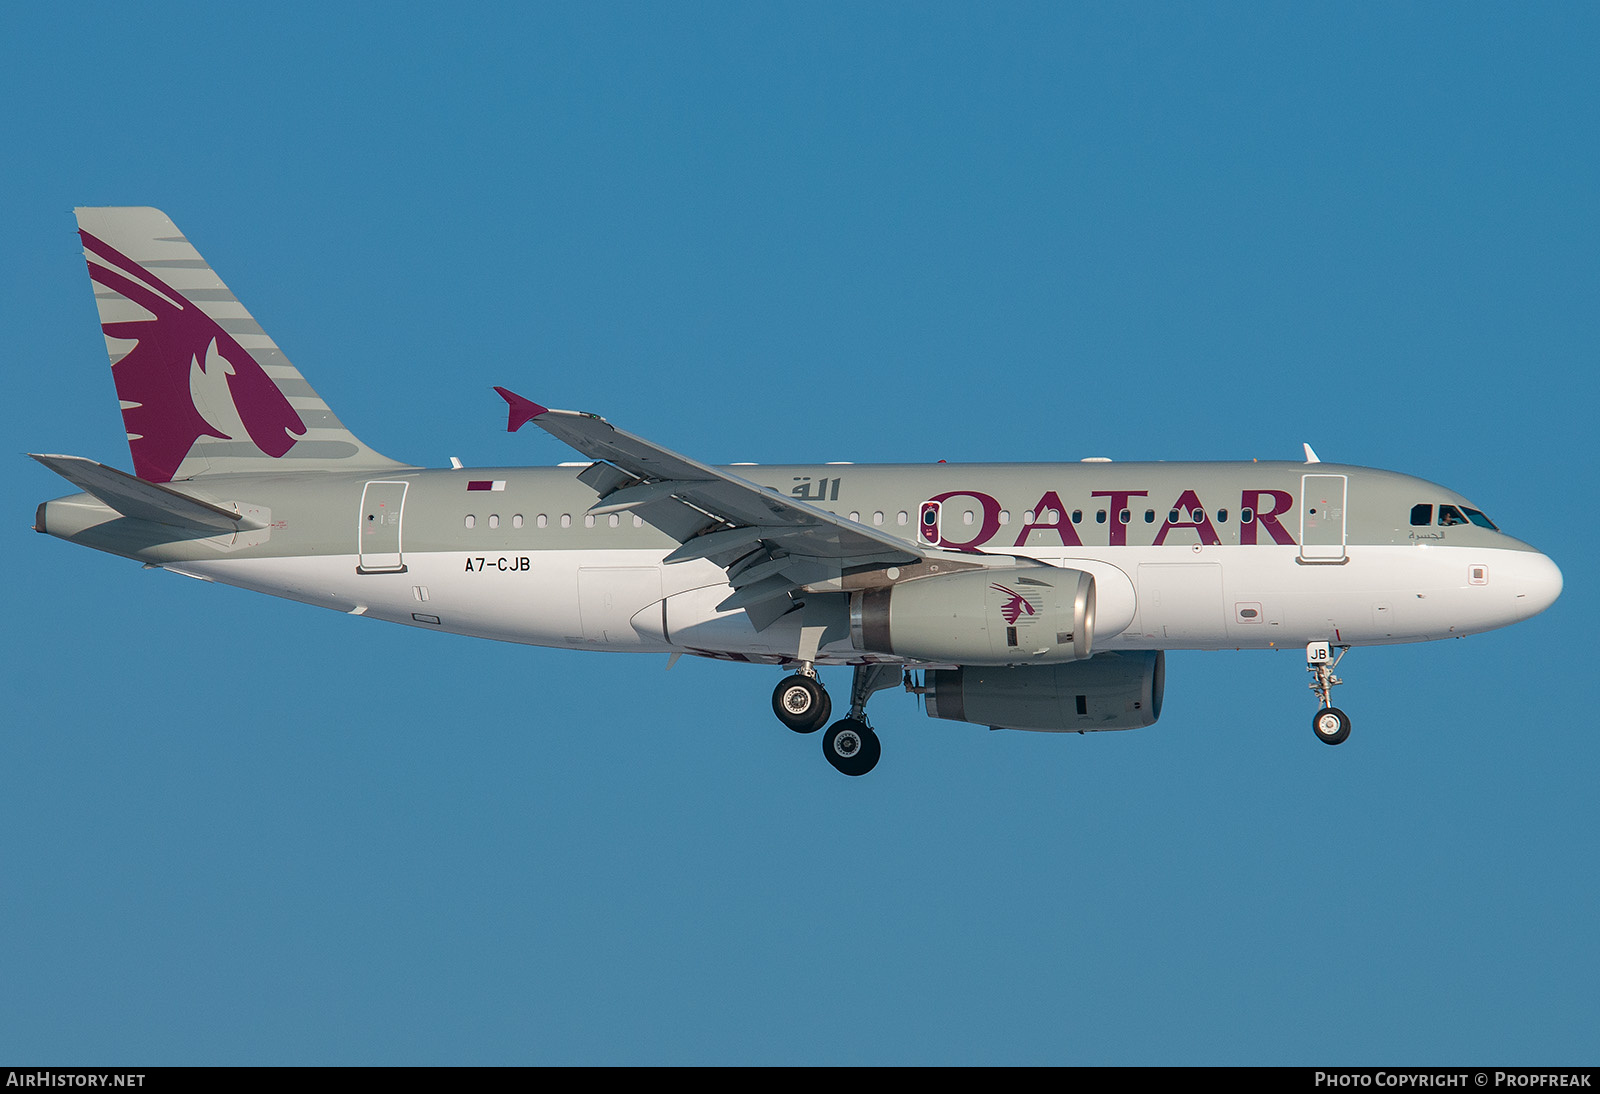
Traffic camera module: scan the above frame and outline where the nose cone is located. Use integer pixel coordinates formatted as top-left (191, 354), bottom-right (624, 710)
top-left (1516, 551), bottom-right (1563, 620)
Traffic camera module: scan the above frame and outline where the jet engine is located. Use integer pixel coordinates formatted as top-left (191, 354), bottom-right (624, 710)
top-left (849, 568), bottom-right (1095, 665)
top-left (922, 650), bottom-right (1164, 733)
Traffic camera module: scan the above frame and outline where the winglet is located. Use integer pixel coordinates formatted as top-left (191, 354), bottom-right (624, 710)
top-left (1302, 443), bottom-right (1321, 464)
top-left (495, 387), bottom-right (548, 432)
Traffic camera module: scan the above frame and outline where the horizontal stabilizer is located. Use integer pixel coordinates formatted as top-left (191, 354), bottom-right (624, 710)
top-left (29, 453), bottom-right (263, 533)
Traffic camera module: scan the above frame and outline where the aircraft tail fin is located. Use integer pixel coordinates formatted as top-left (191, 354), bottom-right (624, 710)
top-left (74, 206), bottom-right (405, 482)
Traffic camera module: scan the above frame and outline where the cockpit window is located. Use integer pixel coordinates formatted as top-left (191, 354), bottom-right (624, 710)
top-left (1411, 502), bottom-right (1498, 531)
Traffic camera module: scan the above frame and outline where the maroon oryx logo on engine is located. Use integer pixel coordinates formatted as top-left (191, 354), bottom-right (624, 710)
top-left (990, 583), bottom-right (1036, 625)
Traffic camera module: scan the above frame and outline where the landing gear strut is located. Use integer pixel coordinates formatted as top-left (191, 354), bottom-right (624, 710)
top-left (772, 663), bottom-right (901, 774)
top-left (1306, 641), bottom-right (1352, 745)
top-left (818, 664), bottom-right (900, 777)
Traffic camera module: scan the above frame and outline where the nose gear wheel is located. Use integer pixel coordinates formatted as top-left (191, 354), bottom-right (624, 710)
top-left (1305, 642), bottom-right (1353, 745)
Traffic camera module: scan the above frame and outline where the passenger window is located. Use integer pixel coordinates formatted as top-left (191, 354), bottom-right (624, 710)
top-left (488, 514), bottom-right (500, 529)
top-left (464, 514), bottom-right (476, 529)
top-left (512, 514), bottom-right (524, 529)
top-left (1144, 509), bottom-right (1155, 523)
top-left (1118, 509), bottom-right (1130, 525)
top-left (560, 514), bottom-right (571, 528)
top-left (1096, 510), bottom-right (1107, 524)
top-left (1071, 510), bottom-right (1082, 524)
top-left (1241, 508), bottom-right (1255, 524)
top-left (1216, 509), bottom-right (1228, 523)
top-left (1410, 504), bottom-right (1433, 526)
top-left (537, 514), bottom-right (548, 528)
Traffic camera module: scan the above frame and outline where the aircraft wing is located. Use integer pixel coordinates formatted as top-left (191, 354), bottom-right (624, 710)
top-left (496, 387), bottom-right (995, 628)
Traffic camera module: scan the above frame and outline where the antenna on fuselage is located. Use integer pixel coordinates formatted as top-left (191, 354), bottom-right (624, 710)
top-left (1302, 443), bottom-right (1321, 464)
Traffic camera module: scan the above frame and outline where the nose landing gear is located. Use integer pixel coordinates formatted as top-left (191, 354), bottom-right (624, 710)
top-left (1307, 641), bottom-right (1352, 745)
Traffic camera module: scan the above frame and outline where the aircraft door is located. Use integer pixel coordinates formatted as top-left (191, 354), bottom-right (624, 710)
top-left (357, 480), bottom-right (409, 573)
top-left (1299, 474), bottom-right (1348, 562)
top-left (918, 500), bottom-right (942, 546)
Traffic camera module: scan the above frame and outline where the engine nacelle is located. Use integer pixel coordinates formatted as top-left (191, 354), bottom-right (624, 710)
top-left (922, 650), bottom-right (1164, 733)
top-left (849, 568), bottom-right (1095, 665)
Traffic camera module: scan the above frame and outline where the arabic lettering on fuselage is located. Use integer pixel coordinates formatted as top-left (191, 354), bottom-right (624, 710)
top-left (791, 476), bottom-right (843, 502)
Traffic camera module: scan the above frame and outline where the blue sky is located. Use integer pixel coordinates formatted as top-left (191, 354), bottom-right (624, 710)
top-left (3, 3), bottom-right (1594, 1064)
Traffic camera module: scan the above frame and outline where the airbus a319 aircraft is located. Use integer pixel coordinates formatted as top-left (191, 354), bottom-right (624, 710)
top-left (33, 208), bottom-right (1563, 775)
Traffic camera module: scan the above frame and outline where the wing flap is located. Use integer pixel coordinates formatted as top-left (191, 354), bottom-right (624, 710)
top-left (631, 497), bottom-right (721, 543)
top-left (716, 573), bottom-right (800, 612)
top-left (587, 479), bottom-right (696, 516)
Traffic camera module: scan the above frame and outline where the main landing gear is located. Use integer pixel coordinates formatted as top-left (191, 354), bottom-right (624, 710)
top-left (1306, 641), bottom-right (1352, 746)
top-left (772, 669), bottom-right (831, 733)
top-left (771, 663), bottom-right (901, 776)
top-left (822, 719), bottom-right (880, 778)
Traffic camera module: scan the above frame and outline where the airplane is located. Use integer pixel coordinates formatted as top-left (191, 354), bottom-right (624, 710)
top-left (31, 207), bottom-right (1564, 775)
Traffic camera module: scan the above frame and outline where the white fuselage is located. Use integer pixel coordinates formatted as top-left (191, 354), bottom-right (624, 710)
top-left (162, 539), bottom-right (1561, 665)
top-left (43, 459), bottom-right (1564, 669)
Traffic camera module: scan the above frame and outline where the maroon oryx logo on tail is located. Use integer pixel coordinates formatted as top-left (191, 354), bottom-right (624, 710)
top-left (990, 583), bottom-right (1036, 626)
top-left (81, 230), bottom-right (305, 483)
